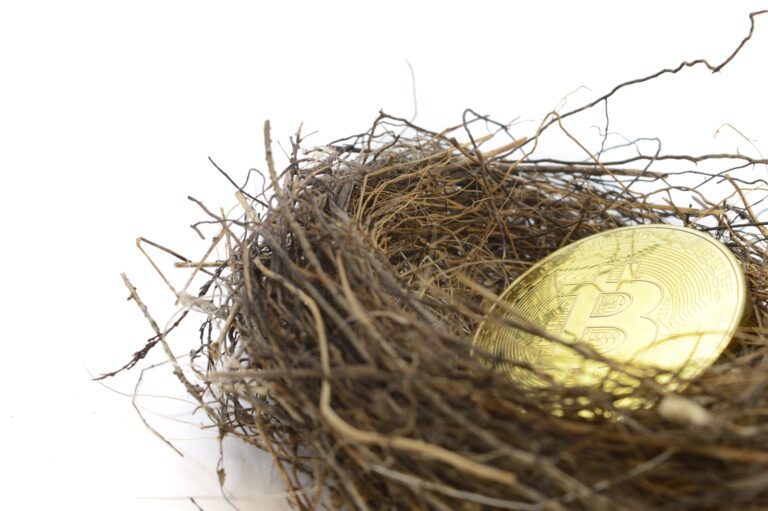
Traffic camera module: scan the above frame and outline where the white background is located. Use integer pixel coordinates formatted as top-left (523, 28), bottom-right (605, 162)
top-left (2, 2), bottom-right (767, 510)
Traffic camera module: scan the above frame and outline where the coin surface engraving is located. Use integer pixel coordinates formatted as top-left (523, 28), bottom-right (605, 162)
top-left (473, 225), bottom-right (747, 391)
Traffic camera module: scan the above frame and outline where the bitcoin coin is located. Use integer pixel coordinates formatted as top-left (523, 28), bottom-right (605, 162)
top-left (473, 225), bottom-right (747, 394)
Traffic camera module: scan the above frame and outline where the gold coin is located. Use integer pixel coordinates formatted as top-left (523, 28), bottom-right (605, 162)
top-left (473, 225), bottom-right (747, 394)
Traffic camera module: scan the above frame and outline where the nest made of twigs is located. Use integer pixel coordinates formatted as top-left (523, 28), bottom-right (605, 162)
top-left (117, 103), bottom-right (767, 511)
top-left (108, 20), bottom-right (768, 506)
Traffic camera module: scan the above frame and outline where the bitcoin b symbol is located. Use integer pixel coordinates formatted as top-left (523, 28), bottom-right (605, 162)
top-left (558, 260), bottom-right (663, 355)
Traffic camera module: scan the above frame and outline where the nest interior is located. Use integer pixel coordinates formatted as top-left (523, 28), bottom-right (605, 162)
top-left (131, 106), bottom-right (768, 511)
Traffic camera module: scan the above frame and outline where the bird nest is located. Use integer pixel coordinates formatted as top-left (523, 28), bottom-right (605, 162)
top-left (109, 14), bottom-right (768, 510)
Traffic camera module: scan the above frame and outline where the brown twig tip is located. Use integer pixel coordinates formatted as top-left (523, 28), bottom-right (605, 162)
top-left (713, 10), bottom-right (768, 73)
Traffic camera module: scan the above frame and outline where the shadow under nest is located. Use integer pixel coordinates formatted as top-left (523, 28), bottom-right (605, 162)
top-left (176, 112), bottom-right (768, 511)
